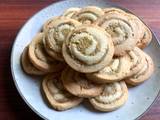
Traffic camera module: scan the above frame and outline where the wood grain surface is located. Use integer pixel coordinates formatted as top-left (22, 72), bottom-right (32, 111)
top-left (0, 0), bottom-right (160, 120)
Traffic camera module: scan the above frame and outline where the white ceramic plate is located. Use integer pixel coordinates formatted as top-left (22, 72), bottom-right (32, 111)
top-left (11, 0), bottom-right (160, 120)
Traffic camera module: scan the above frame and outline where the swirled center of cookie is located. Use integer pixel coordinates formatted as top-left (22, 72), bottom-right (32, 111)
top-left (68, 32), bottom-right (108, 65)
top-left (48, 23), bottom-right (75, 53)
top-left (95, 82), bottom-right (123, 103)
top-left (101, 19), bottom-right (133, 45)
top-left (47, 77), bottom-right (73, 103)
top-left (99, 59), bottom-right (120, 74)
top-left (77, 12), bottom-right (98, 24)
top-left (75, 73), bottom-right (95, 89)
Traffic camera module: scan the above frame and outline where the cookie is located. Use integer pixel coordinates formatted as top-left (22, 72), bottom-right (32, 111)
top-left (96, 11), bottom-right (138, 56)
top-left (43, 17), bottom-right (81, 61)
top-left (125, 47), bottom-right (146, 77)
top-left (89, 81), bottom-right (128, 111)
top-left (72, 6), bottom-right (104, 24)
top-left (62, 7), bottom-right (81, 18)
top-left (28, 33), bottom-right (64, 72)
top-left (136, 25), bottom-right (152, 49)
top-left (125, 53), bottom-right (154, 86)
top-left (21, 47), bottom-right (46, 75)
top-left (62, 25), bottom-right (114, 73)
top-left (42, 17), bottom-right (58, 32)
top-left (61, 67), bottom-right (104, 98)
top-left (42, 73), bottom-right (83, 111)
top-left (103, 7), bottom-right (127, 14)
top-left (86, 55), bottom-right (131, 83)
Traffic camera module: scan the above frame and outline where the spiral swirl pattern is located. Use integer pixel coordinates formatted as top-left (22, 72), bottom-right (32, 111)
top-left (43, 17), bottom-right (81, 61)
top-left (42, 73), bottom-right (83, 111)
top-left (96, 11), bottom-right (138, 56)
top-left (86, 55), bottom-right (131, 83)
top-left (89, 81), bottom-right (128, 111)
top-left (72, 6), bottom-right (104, 24)
top-left (61, 67), bottom-right (104, 97)
top-left (63, 25), bottom-right (114, 73)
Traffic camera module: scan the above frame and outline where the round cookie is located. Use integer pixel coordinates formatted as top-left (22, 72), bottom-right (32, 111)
top-left (62, 25), bottom-right (114, 73)
top-left (136, 25), bottom-right (152, 49)
top-left (86, 55), bottom-right (131, 83)
top-left (61, 67), bottom-right (104, 98)
top-left (42, 17), bottom-right (58, 32)
top-left (43, 17), bottom-right (81, 61)
top-left (72, 6), bottom-right (104, 24)
top-left (21, 47), bottom-right (46, 75)
top-left (62, 7), bottom-right (81, 18)
top-left (96, 11), bottom-right (138, 56)
top-left (125, 53), bottom-right (154, 86)
top-left (42, 73), bottom-right (83, 111)
top-left (125, 47), bottom-right (146, 77)
top-left (28, 33), bottom-right (64, 72)
top-left (89, 81), bottom-right (128, 112)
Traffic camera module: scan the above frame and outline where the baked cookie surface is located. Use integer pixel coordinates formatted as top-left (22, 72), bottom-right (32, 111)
top-left (28, 33), bottom-right (64, 72)
top-left (61, 67), bottom-right (104, 97)
top-left (96, 11), bottom-right (138, 56)
top-left (125, 53), bottom-right (154, 86)
top-left (86, 55), bottom-right (131, 83)
top-left (43, 17), bottom-right (81, 61)
top-left (62, 25), bottom-right (114, 73)
top-left (42, 73), bottom-right (83, 111)
top-left (89, 81), bottom-right (128, 111)
top-left (21, 47), bottom-right (46, 75)
top-left (72, 6), bottom-right (104, 24)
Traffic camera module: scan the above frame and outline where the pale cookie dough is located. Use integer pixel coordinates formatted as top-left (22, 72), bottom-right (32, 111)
top-left (21, 47), bottom-right (46, 75)
top-left (96, 11), bottom-right (138, 56)
top-left (72, 6), bottom-right (104, 24)
top-left (43, 17), bottom-right (81, 61)
top-left (89, 81), bottom-right (128, 111)
top-left (86, 55), bottom-right (131, 83)
top-left (125, 47), bottom-right (146, 77)
top-left (136, 25), bottom-right (152, 49)
top-left (28, 33), bottom-right (64, 72)
top-left (61, 67), bottom-right (104, 98)
top-left (62, 25), bottom-right (114, 73)
top-left (125, 53), bottom-right (154, 86)
top-left (42, 73), bottom-right (83, 111)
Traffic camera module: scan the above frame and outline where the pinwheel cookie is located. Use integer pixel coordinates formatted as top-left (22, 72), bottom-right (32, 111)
top-left (61, 67), bottom-right (104, 98)
top-left (86, 55), bottom-right (131, 83)
top-left (89, 81), bottom-right (128, 111)
top-left (125, 53), bottom-right (154, 86)
top-left (127, 13), bottom-right (152, 49)
top-left (62, 7), bottom-right (81, 18)
top-left (136, 25), bottom-right (152, 49)
top-left (28, 33), bottom-right (64, 72)
top-left (96, 11), bottom-right (138, 56)
top-left (62, 25), bottom-right (114, 73)
top-left (42, 73), bottom-right (83, 111)
top-left (125, 47), bottom-right (146, 77)
top-left (21, 47), bottom-right (46, 75)
top-left (43, 17), bottom-right (81, 61)
top-left (72, 6), bottom-right (104, 24)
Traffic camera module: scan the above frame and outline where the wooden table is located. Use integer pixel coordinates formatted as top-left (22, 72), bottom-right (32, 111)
top-left (0, 0), bottom-right (160, 119)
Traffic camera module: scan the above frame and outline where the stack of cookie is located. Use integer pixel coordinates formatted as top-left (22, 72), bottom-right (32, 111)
top-left (21, 6), bottom-right (154, 112)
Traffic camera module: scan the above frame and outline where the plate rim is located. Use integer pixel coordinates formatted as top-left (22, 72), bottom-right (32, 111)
top-left (10, 0), bottom-right (160, 120)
